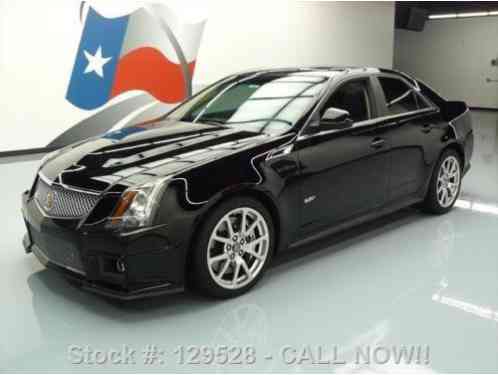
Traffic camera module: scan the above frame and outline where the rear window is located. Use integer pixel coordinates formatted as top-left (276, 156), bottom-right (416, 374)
top-left (378, 77), bottom-right (422, 115)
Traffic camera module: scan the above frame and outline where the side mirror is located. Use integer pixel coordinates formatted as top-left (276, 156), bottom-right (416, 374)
top-left (320, 108), bottom-right (353, 130)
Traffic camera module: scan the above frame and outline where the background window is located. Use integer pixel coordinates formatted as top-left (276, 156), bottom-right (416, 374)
top-left (378, 77), bottom-right (419, 115)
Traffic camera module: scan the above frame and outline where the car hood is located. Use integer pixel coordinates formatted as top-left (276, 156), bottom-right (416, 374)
top-left (40, 120), bottom-right (275, 193)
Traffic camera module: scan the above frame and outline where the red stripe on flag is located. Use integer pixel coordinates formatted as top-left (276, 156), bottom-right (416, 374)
top-left (111, 47), bottom-right (195, 103)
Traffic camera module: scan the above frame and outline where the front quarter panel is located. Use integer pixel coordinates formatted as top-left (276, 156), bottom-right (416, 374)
top-left (154, 133), bottom-right (302, 265)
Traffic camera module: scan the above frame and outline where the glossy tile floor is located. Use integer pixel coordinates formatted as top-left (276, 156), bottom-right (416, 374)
top-left (2, 111), bottom-right (498, 373)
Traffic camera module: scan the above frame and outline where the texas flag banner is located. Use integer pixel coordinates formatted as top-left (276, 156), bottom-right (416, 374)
top-left (66, 4), bottom-right (206, 110)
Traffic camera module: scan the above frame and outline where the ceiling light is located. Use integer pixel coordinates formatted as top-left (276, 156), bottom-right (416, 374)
top-left (429, 10), bottom-right (498, 20)
top-left (428, 13), bottom-right (457, 19)
top-left (457, 11), bottom-right (488, 18)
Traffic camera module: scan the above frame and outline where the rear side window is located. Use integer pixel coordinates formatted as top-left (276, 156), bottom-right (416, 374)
top-left (378, 77), bottom-right (421, 115)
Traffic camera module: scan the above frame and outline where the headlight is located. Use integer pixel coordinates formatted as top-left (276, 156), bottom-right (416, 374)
top-left (107, 177), bottom-right (170, 230)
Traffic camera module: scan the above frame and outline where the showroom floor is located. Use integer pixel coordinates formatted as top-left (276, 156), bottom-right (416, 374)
top-left (1, 111), bottom-right (498, 373)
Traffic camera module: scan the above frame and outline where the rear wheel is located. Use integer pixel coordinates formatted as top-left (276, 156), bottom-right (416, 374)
top-left (190, 197), bottom-right (274, 298)
top-left (422, 149), bottom-right (462, 214)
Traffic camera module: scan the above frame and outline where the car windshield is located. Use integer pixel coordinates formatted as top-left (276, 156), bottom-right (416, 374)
top-left (166, 71), bottom-right (329, 135)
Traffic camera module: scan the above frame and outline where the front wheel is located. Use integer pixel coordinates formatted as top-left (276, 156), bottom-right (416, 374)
top-left (190, 197), bottom-right (275, 298)
top-left (422, 149), bottom-right (462, 214)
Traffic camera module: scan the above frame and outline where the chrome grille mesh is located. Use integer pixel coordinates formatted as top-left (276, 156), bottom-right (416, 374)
top-left (34, 178), bottom-right (100, 218)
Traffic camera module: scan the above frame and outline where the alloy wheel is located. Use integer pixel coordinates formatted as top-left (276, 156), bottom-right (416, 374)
top-left (207, 207), bottom-right (270, 290)
top-left (437, 155), bottom-right (461, 208)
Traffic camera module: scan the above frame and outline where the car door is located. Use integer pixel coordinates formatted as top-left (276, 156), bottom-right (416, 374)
top-left (374, 75), bottom-right (444, 203)
top-left (295, 76), bottom-right (392, 235)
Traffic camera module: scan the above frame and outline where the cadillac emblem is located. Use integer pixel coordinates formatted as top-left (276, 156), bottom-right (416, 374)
top-left (44, 191), bottom-right (55, 211)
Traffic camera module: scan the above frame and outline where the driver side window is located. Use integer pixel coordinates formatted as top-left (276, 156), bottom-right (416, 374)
top-left (322, 80), bottom-right (372, 123)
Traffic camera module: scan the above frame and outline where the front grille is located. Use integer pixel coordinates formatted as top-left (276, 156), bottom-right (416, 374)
top-left (34, 178), bottom-right (100, 218)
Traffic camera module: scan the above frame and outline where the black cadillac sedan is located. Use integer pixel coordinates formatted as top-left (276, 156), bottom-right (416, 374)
top-left (22, 67), bottom-right (473, 299)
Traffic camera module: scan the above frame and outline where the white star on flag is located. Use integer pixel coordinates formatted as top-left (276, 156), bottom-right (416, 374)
top-left (83, 46), bottom-right (112, 78)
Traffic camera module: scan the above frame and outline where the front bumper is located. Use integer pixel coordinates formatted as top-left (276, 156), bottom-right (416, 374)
top-left (22, 191), bottom-right (185, 300)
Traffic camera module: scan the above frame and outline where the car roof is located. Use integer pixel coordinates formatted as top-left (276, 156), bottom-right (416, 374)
top-left (234, 66), bottom-right (419, 87)
top-left (236, 66), bottom-right (377, 75)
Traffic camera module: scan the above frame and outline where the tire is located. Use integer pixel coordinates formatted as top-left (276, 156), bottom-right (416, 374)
top-left (190, 196), bottom-right (275, 298)
top-left (421, 149), bottom-right (462, 215)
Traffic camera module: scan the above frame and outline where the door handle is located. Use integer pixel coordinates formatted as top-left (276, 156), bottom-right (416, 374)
top-left (370, 137), bottom-right (385, 149)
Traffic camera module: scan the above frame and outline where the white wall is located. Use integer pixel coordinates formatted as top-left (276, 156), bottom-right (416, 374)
top-left (0, 0), bottom-right (395, 153)
top-left (195, 1), bottom-right (395, 85)
top-left (394, 17), bottom-right (498, 108)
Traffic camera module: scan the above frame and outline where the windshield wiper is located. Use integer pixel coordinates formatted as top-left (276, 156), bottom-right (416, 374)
top-left (224, 119), bottom-right (293, 126)
top-left (194, 117), bottom-right (228, 126)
